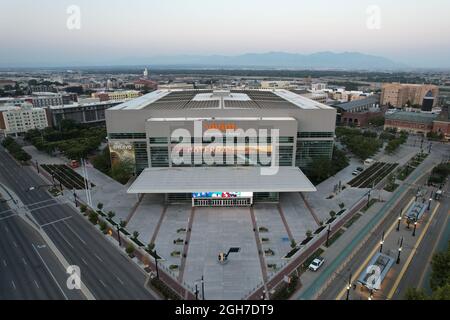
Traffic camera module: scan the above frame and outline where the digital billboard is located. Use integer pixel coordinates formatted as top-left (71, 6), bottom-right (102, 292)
top-left (192, 192), bottom-right (253, 199)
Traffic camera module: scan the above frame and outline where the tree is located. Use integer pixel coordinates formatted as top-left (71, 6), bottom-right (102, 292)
top-left (309, 158), bottom-right (333, 184)
top-left (110, 159), bottom-right (134, 184)
top-left (97, 203), bottom-right (104, 211)
top-left (405, 288), bottom-right (428, 300)
top-left (329, 210), bottom-right (336, 218)
top-left (132, 231), bottom-right (140, 240)
top-left (107, 211), bottom-right (115, 219)
top-left (430, 247), bottom-right (450, 291)
top-left (119, 219), bottom-right (127, 228)
top-left (306, 230), bottom-right (313, 238)
top-left (80, 204), bottom-right (87, 214)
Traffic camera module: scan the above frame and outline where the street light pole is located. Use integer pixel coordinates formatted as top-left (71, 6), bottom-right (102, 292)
top-left (413, 221), bottom-right (417, 237)
top-left (155, 250), bottom-right (159, 279)
top-left (379, 231), bottom-right (385, 253)
top-left (326, 224), bottom-right (331, 247)
top-left (396, 237), bottom-right (403, 264)
top-left (397, 213), bottom-right (402, 232)
top-left (346, 272), bottom-right (352, 300)
top-left (116, 224), bottom-right (121, 246)
top-left (195, 283), bottom-right (199, 300)
top-left (428, 198), bottom-right (432, 211)
top-left (201, 275), bottom-right (205, 300)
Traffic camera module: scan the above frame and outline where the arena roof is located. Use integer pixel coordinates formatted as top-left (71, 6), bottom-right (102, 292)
top-left (127, 166), bottom-right (316, 194)
top-left (109, 89), bottom-right (333, 112)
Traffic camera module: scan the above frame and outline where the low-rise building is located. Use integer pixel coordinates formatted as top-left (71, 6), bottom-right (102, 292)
top-left (384, 111), bottom-right (438, 134)
top-left (432, 107), bottom-right (450, 140)
top-left (0, 103), bottom-right (49, 135)
top-left (48, 100), bottom-right (124, 127)
top-left (92, 90), bottom-right (141, 101)
top-left (333, 95), bottom-right (383, 127)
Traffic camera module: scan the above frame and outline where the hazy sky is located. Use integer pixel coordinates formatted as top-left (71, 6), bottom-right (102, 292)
top-left (1, 0), bottom-right (449, 68)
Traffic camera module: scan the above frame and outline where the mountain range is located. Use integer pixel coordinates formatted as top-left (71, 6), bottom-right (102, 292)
top-left (139, 51), bottom-right (407, 70)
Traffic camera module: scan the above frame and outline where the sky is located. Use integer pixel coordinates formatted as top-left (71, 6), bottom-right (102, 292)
top-left (1, 0), bottom-right (449, 68)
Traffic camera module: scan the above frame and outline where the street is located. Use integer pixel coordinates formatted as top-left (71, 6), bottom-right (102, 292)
top-left (0, 200), bottom-right (85, 300)
top-left (0, 146), bottom-right (157, 300)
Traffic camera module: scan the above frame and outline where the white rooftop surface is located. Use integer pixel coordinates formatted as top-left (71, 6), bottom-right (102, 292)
top-left (273, 89), bottom-right (333, 110)
top-left (109, 90), bottom-right (171, 110)
top-left (127, 166), bottom-right (317, 194)
top-left (109, 89), bottom-right (333, 111)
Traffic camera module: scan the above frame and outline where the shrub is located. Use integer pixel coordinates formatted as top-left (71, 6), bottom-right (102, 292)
top-left (99, 221), bottom-right (107, 233)
top-left (88, 211), bottom-right (98, 225)
top-left (306, 230), bottom-right (313, 238)
top-left (79, 204), bottom-right (87, 214)
top-left (126, 244), bottom-right (135, 255)
top-left (147, 243), bottom-right (155, 252)
top-left (132, 231), bottom-right (140, 240)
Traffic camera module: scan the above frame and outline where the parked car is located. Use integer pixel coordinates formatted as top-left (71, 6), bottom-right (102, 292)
top-left (352, 170), bottom-right (360, 176)
top-left (356, 167), bottom-right (364, 172)
top-left (308, 257), bottom-right (325, 271)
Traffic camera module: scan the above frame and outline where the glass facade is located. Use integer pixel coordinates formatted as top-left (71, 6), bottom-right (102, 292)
top-left (295, 140), bottom-right (334, 170)
top-left (150, 146), bottom-right (169, 167)
top-left (109, 133), bottom-right (146, 140)
top-left (133, 142), bottom-right (148, 174)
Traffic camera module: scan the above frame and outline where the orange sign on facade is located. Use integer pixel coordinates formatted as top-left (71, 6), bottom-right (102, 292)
top-left (203, 122), bottom-right (237, 132)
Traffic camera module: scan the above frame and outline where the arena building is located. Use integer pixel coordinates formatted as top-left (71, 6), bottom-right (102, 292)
top-left (105, 89), bottom-right (336, 206)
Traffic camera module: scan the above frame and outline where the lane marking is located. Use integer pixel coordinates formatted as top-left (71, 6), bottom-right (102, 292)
top-left (40, 216), bottom-right (72, 228)
top-left (50, 225), bottom-right (74, 249)
top-left (116, 276), bottom-right (124, 285)
top-left (63, 221), bottom-right (86, 245)
top-left (13, 241), bottom-right (18, 248)
top-left (22, 258), bottom-right (28, 266)
top-left (81, 257), bottom-right (88, 266)
top-left (335, 196), bottom-right (415, 300)
top-left (387, 202), bottom-right (441, 299)
top-left (4, 225), bottom-right (9, 232)
top-left (11, 280), bottom-right (16, 290)
top-left (32, 244), bottom-right (68, 300)
top-left (99, 279), bottom-right (107, 288)
top-left (34, 280), bottom-right (40, 289)
top-left (2, 259), bottom-right (7, 267)
top-left (94, 253), bottom-right (103, 263)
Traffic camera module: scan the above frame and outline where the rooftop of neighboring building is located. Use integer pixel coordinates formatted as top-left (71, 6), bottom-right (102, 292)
top-left (385, 110), bottom-right (438, 124)
top-left (332, 95), bottom-right (380, 111)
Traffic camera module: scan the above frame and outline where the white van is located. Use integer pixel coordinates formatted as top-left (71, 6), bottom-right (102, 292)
top-left (364, 158), bottom-right (375, 166)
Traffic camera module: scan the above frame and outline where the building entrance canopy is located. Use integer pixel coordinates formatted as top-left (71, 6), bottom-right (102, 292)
top-left (127, 166), bottom-right (316, 194)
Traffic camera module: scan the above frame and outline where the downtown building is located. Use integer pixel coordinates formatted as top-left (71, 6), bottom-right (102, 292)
top-left (0, 102), bottom-right (49, 136)
top-left (106, 89), bottom-right (336, 206)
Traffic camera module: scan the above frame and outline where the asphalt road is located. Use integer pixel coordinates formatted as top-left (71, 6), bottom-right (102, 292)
top-left (0, 146), bottom-right (157, 300)
top-left (0, 200), bottom-right (84, 300)
top-left (391, 185), bottom-right (450, 299)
